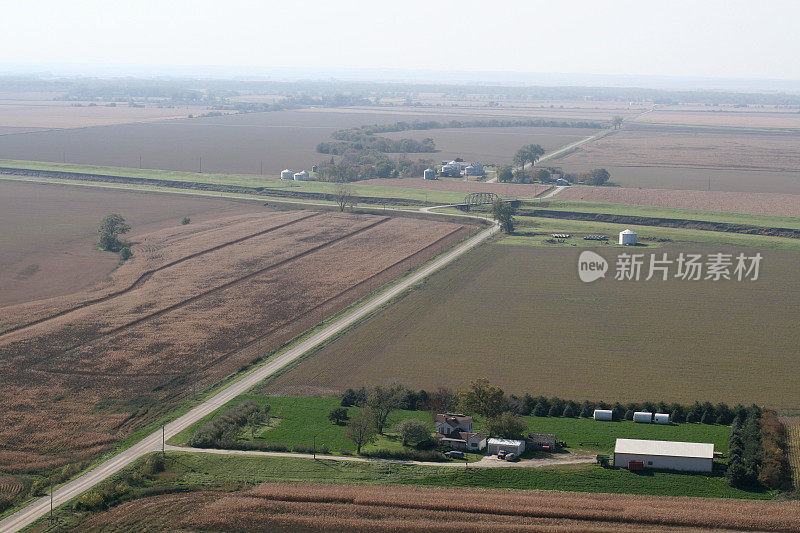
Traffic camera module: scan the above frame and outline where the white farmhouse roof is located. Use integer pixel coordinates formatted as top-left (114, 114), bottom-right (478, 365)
top-left (614, 438), bottom-right (713, 459)
top-left (487, 438), bottom-right (524, 446)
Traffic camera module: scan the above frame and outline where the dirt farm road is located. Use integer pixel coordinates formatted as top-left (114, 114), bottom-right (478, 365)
top-left (0, 210), bottom-right (499, 533)
top-left (165, 445), bottom-right (596, 469)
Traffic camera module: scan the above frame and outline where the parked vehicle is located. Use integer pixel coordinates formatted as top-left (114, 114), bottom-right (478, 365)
top-left (445, 450), bottom-right (465, 459)
top-left (505, 453), bottom-right (518, 462)
top-left (497, 450), bottom-right (507, 460)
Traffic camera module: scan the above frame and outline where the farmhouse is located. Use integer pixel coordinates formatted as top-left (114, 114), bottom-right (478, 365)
top-left (435, 413), bottom-right (486, 451)
top-left (487, 438), bottom-right (525, 456)
top-left (613, 438), bottom-right (714, 473)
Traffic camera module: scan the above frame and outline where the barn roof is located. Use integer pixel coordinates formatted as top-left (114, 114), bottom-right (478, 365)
top-left (614, 438), bottom-right (714, 459)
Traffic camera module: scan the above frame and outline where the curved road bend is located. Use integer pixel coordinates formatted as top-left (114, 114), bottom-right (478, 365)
top-left (0, 218), bottom-right (499, 533)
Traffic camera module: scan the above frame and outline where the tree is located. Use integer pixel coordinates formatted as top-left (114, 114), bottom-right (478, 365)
top-left (365, 385), bottom-right (407, 435)
top-left (396, 418), bottom-right (431, 446)
top-left (180, 216), bottom-right (191, 225)
top-left (118, 246), bottom-right (132, 262)
top-left (424, 387), bottom-right (458, 413)
top-left (491, 199), bottom-right (516, 234)
top-left (246, 404), bottom-right (270, 440)
top-left (562, 404), bottom-right (576, 418)
top-left (97, 214), bottom-right (130, 252)
top-left (612, 115), bottom-right (624, 129)
top-left (345, 409), bottom-right (378, 454)
top-left (485, 412), bottom-right (527, 439)
top-left (495, 165), bottom-right (514, 183)
top-left (583, 168), bottom-right (611, 186)
top-left (533, 402), bottom-right (548, 417)
top-left (513, 144), bottom-right (545, 170)
top-left (328, 407), bottom-right (349, 426)
top-left (458, 378), bottom-right (506, 418)
top-left (333, 178), bottom-right (355, 211)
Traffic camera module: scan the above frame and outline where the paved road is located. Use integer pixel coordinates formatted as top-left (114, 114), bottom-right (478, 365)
top-left (166, 445), bottom-right (595, 469)
top-left (0, 207), bottom-right (498, 533)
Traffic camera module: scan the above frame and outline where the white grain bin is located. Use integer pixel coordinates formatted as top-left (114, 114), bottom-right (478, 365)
top-left (593, 409), bottom-right (613, 421)
top-left (654, 413), bottom-right (670, 425)
top-left (293, 170), bottom-right (310, 181)
top-left (619, 229), bottom-right (637, 245)
top-left (280, 169), bottom-right (293, 180)
top-left (633, 411), bottom-right (653, 423)
top-left (423, 168), bottom-right (436, 180)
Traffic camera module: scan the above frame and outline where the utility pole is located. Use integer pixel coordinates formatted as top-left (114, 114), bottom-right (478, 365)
top-left (139, 154), bottom-right (142, 169)
top-left (313, 435), bottom-right (316, 459)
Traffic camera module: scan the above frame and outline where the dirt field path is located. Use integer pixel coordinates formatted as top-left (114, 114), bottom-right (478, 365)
top-left (0, 214), bottom-right (498, 533)
top-left (164, 445), bottom-right (596, 469)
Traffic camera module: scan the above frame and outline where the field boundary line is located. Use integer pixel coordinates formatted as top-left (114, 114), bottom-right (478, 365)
top-left (0, 216), bottom-right (498, 533)
top-left (0, 211), bottom-right (322, 337)
top-left (24, 217), bottom-right (392, 370)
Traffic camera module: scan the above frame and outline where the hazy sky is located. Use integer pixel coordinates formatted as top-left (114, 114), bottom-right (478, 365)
top-left (3, 0), bottom-right (799, 81)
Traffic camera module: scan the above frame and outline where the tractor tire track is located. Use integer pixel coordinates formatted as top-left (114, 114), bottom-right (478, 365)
top-left (0, 212), bottom-right (322, 338)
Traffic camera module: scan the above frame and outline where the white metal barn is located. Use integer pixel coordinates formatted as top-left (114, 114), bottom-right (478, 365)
top-left (487, 438), bottom-right (525, 456)
top-left (593, 409), bottom-right (613, 421)
top-left (619, 229), bottom-right (637, 245)
top-left (613, 438), bottom-right (714, 473)
top-left (633, 411), bottom-right (653, 423)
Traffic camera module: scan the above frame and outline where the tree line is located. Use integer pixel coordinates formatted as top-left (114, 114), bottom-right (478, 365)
top-left (315, 152), bottom-right (435, 182)
top-left (317, 136), bottom-right (435, 155)
top-left (726, 409), bottom-right (792, 490)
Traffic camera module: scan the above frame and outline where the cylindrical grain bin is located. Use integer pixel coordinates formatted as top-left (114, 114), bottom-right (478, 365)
top-left (633, 411), bottom-right (653, 423)
top-left (654, 413), bottom-right (670, 424)
top-left (293, 170), bottom-right (310, 181)
top-left (280, 169), bottom-right (293, 180)
top-left (593, 409), bottom-right (613, 421)
top-left (619, 229), bottom-right (638, 245)
top-left (423, 168), bottom-right (436, 180)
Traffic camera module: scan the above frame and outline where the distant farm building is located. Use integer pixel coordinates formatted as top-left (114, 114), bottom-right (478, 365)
top-left (619, 229), bottom-right (637, 245)
top-left (423, 168), bottom-right (437, 180)
top-left (613, 438), bottom-right (714, 473)
top-left (555, 178), bottom-right (570, 186)
top-left (440, 161), bottom-right (464, 178)
top-left (464, 163), bottom-right (484, 177)
top-left (487, 438), bottom-right (525, 456)
top-left (593, 409), bottom-right (613, 421)
top-left (435, 413), bottom-right (486, 451)
top-left (280, 169), bottom-right (294, 180)
top-left (293, 170), bottom-right (311, 181)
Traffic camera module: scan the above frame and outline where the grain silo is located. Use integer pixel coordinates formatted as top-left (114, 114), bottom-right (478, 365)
top-left (619, 229), bottom-right (637, 245)
top-left (423, 168), bottom-right (436, 180)
top-left (293, 170), bottom-right (310, 181)
top-left (593, 409), bottom-right (613, 421)
top-left (280, 169), bottom-right (293, 180)
top-left (633, 411), bottom-right (653, 423)
top-left (654, 413), bottom-right (670, 425)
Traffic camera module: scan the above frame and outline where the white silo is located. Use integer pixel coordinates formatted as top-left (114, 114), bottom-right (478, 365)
top-left (280, 169), bottom-right (293, 180)
top-left (423, 168), bottom-right (436, 180)
top-left (293, 170), bottom-right (310, 181)
top-left (619, 229), bottom-right (637, 245)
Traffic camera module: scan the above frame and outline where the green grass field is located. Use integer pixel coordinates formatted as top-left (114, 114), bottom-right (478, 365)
top-left (267, 242), bottom-right (800, 408)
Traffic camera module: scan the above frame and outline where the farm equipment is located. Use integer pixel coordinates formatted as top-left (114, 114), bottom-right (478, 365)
top-left (596, 454), bottom-right (611, 467)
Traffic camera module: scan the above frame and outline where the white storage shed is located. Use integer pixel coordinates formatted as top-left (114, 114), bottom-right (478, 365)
top-left (633, 411), bottom-right (653, 423)
top-left (593, 409), bottom-right (613, 421)
top-left (619, 229), bottom-right (637, 245)
top-left (613, 438), bottom-right (714, 473)
top-left (487, 438), bottom-right (525, 456)
top-left (654, 413), bottom-right (670, 425)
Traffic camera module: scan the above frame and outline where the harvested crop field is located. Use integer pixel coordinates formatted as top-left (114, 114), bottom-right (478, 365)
top-left (357, 177), bottom-right (549, 197)
top-left (633, 109), bottom-right (800, 130)
top-left (0, 179), bottom-right (268, 306)
top-left (268, 243), bottom-right (800, 408)
top-left (382, 126), bottom-right (596, 164)
top-left (557, 129), bottom-right (800, 172)
top-left (74, 482), bottom-right (800, 532)
top-left (556, 186), bottom-right (800, 217)
top-left (0, 208), bottom-right (474, 478)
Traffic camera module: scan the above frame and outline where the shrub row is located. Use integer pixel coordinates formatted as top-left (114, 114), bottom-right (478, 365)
top-left (188, 400), bottom-right (269, 448)
top-left (360, 449), bottom-right (448, 462)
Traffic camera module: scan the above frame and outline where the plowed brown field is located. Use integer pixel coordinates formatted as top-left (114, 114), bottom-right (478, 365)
top-left (76, 482), bottom-right (800, 532)
top-left (557, 186), bottom-right (800, 217)
top-left (0, 210), bottom-right (474, 477)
